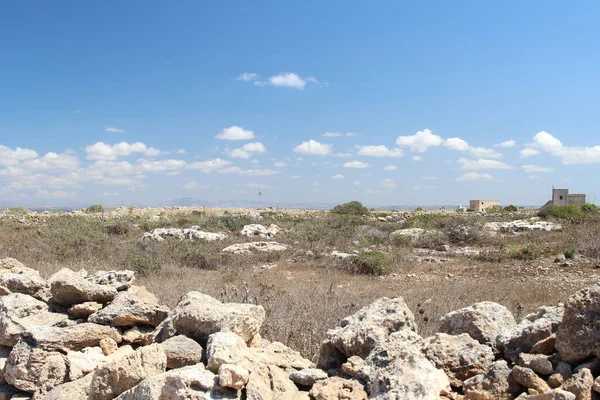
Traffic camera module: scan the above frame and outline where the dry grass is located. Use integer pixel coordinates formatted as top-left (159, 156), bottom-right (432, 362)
top-left (0, 210), bottom-right (598, 361)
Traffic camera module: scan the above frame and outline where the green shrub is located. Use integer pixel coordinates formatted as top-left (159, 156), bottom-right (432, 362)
top-left (466, 208), bottom-right (475, 212)
top-left (176, 218), bottom-right (196, 228)
top-left (486, 205), bottom-right (504, 213)
top-left (180, 248), bottom-right (219, 270)
top-left (582, 203), bottom-right (599, 214)
top-left (123, 251), bottom-right (161, 276)
top-left (504, 205), bottom-right (518, 212)
top-left (106, 221), bottom-right (130, 236)
top-left (331, 201), bottom-right (369, 216)
top-left (391, 234), bottom-right (413, 247)
top-left (355, 225), bottom-right (388, 246)
top-left (85, 204), bottom-right (103, 213)
top-left (509, 243), bottom-right (558, 261)
top-left (205, 215), bottom-right (253, 231)
top-left (564, 245), bottom-right (577, 259)
top-left (401, 214), bottom-right (447, 229)
top-left (347, 250), bottom-right (391, 276)
top-left (539, 205), bottom-right (584, 221)
top-left (412, 231), bottom-right (447, 249)
top-left (415, 207), bottom-right (424, 212)
top-left (6, 207), bottom-right (29, 215)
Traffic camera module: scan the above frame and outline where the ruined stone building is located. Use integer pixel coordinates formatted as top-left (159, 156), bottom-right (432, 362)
top-left (551, 187), bottom-right (586, 206)
top-left (469, 200), bottom-right (500, 212)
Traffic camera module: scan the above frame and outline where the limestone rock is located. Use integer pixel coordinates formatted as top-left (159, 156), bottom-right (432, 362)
top-left (42, 374), bottom-right (93, 400)
top-left (88, 344), bottom-right (167, 400)
top-left (65, 347), bottom-right (105, 381)
top-left (0, 260), bottom-right (48, 301)
top-left (289, 368), bottom-right (328, 387)
top-left (158, 335), bottom-right (203, 369)
top-left (67, 302), bottom-right (102, 319)
top-left (512, 366), bottom-right (551, 393)
top-left (245, 363), bottom-right (303, 400)
top-left (0, 294), bottom-right (68, 347)
top-left (99, 337), bottom-right (118, 356)
top-left (562, 368), bottom-right (594, 400)
top-left (241, 224), bottom-right (280, 239)
top-left (87, 270), bottom-right (135, 291)
top-left (517, 354), bottom-right (553, 376)
top-left (439, 301), bottom-right (516, 351)
top-left (122, 326), bottom-right (154, 345)
top-left (221, 241), bottom-right (288, 255)
top-left (423, 333), bottom-right (494, 387)
top-left (88, 289), bottom-right (170, 327)
top-left (341, 356), bottom-right (365, 378)
top-left (463, 360), bottom-right (521, 400)
top-left (48, 268), bottom-right (117, 307)
top-left (310, 377), bottom-right (367, 400)
top-left (519, 390), bottom-right (576, 400)
top-left (593, 376), bottom-right (600, 393)
top-left (556, 283), bottom-right (600, 363)
top-left (23, 323), bottom-right (121, 351)
top-left (317, 297), bottom-right (417, 370)
top-left (0, 346), bottom-right (9, 384)
top-left (218, 364), bottom-right (249, 390)
top-left (4, 340), bottom-right (68, 396)
top-left (142, 227), bottom-right (227, 242)
top-left (499, 306), bottom-right (563, 362)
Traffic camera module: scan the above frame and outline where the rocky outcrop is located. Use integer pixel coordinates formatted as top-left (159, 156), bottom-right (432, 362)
top-left (222, 241), bottom-right (288, 254)
top-left (485, 218), bottom-right (562, 233)
top-left (241, 223), bottom-right (281, 238)
top-left (142, 226), bottom-right (227, 241)
top-left (48, 268), bottom-right (118, 306)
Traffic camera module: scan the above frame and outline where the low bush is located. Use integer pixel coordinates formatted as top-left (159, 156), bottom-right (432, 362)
top-left (106, 221), bottom-right (130, 236)
top-left (331, 201), bottom-right (369, 216)
top-left (504, 205), bottom-right (518, 212)
top-left (346, 250), bottom-right (391, 275)
top-left (582, 203), bottom-right (599, 214)
top-left (205, 215), bottom-right (253, 231)
top-left (85, 204), bottom-right (103, 213)
top-left (123, 251), bottom-right (161, 276)
top-left (180, 248), bottom-right (219, 270)
top-left (412, 231), bottom-right (447, 249)
top-left (355, 225), bottom-right (388, 246)
top-left (539, 205), bottom-right (600, 222)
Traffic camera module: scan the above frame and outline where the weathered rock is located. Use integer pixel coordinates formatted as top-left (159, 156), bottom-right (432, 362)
top-left (463, 360), bottom-right (521, 400)
top-left (48, 268), bottom-right (117, 307)
top-left (0, 294), bottom-right (68, 347)
top-left (519, 390), bottom-right (576, 400)
top-left (67, 302), bottom-right (103, 319)
top-left (241, 224), bottom-right (280, 239)
top-left (289, 368), bottom-right (328, 387)
top-left (99, 337), bottom-right (118, 355)
top-left (218, 364), bottom-right (249, 391)
top-left (222, 241), bottom-right (288, 255)
top-left (485, 218), bottom-right (562, 233)
top-left (245, 363), bottom-right (303, 400)
top-left (593, 376), bottom-right (600, 393)
top-left (512, 366), bottom-right (551, 393)
top-left (0, 384), bottom-right (18, 400)
top-left (548, 361), bottom-right (573, 388)
top-left (341, 356), bottom-right (365, 378)
top-left (499, 306), bottom-right (563, 362)
top-left (88, 344), bottom-right (167, 400)
top-left (573, 358), bottom-right (600, 376)
top-left (562, 368), bottom-right (594, 400)
top-left (88, 289), bottom-right (170, 327)
top-left (317, 297), bottom-right (417, 369)
top-left (23, 323), bottom-right (121, 351)
top-left (157, 292), bottom-right (264, 345)
top-left (158, 335), bottom-right (203, 369)
top-left (310, 377), bottom-right (367, 400)
top-left (42, 374), bottom-right (93, 400)
top-left (0, 260), bottom-right (48, 301)
top-left (65, 347), bottom-right (105, 381)
top-left (556, 283), bottom-right (600, 363)
top-left (87, 270), bottom-right (135, 291)
top-left (517, 354), bottom-right (553, 376)
top-left (122, 326), bottom-right (154, 345)
top-left (4, 340), bottom-right (68, 396)
top-left (423, 333), bottom-right (495, 388)
top-left (142, 226), bottom-right (227, 242)
top-left (0, 346), bottom-right (9, 384)
top-left (439, 301), bottom-right (516, 351)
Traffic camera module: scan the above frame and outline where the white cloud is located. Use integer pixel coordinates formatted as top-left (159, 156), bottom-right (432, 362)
top-left (331, 174), bottom-right (345, 179)
top-left (215, 126), bottom-right (255, 141)
top-left (457, 172), bottom-right (493, 181)
top-left (293, 140), bottom-right (332, 156)
top-left (343, 161), bottom-right (370, 169)
top-left (396, 129), bottom-right (443, 153)
top-left (383, 165), bottom-right (397, 171)
top-left (183, 181), bottom-right (202, 189)
top-left (22, 152), bottom-right (80, 171)
top-left (444, 137), bottom-right (502, 159)
top-left (496, 140), bottom-right (516, 148)
top-left (187, 158), bottom-right (232, 173)
top-left (230, 149), bottom-right (251, 159)
top-left (412, 185), bottom-right (437, 190)
top-left (323, 132), bottom-right (355, 137)
top-left (365, 189), bottom-right (382, 195)
top-left (0, 145), bottom-right (39, 166)
top-left (242, 142), bottom-right (266, 153)
top-left (521, 165), bottom-right (554, 173)
top-left (457, 158), bottom-right (514, 170)
top-left (266, 73), bottom-right (306, 89)
top-left (239, 169), bottom-right (279, 176)
top-left (237, 72), bottom-right (258, 81)
top-left (105, 126), bottom-right (126, 133)
top-left (274, 162), bottom-right (287, 168)
top-left (244, 183), bottom-right (274, 189)
top-left (524, 131), bottom-right (600, 164)
top-left (381, 178), bottom-right (397, 189)
top-left (520, 148), bottom-right (541, 158)
top-left (85, 142), bottom-right (161, 161)
top-left (353, 181), bottom-right (361, 186)
top-left (356, 145), bottom-right (404, 158)
top-left (137, 159), bottom-right (186, 173)
top-left (333, 152), bottom-right (353, 158)
top-left (176, 149), bottom-right (186, 154)
top-left (412, 156), bottom-right (422, 161)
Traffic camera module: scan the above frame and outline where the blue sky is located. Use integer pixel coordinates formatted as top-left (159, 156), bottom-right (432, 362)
top-left (1, 1), bottom-right (600, 207)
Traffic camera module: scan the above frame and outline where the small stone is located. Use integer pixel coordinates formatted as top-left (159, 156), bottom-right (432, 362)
top-left (99, 337), bottom-right (118, 356)
top-left (218, 364), bottom-right (249, 391)
top-left (289, 368), bottom-right (328, 387)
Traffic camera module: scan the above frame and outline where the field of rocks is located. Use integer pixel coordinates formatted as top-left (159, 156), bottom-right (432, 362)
top-left (0, 204), bottom-right (599, 399)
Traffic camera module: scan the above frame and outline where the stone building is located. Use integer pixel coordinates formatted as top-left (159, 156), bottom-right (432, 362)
top-left (551, 187), bottom-right (586, 206)
top-left (469, 200), bottom-right (500, 212)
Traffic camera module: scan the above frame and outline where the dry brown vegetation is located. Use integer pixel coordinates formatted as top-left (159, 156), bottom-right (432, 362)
top-left (0, 208), bottom-right (599, 361)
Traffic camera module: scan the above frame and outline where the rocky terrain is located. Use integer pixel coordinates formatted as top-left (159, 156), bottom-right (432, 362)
top-left (0, 257), bottom-right (598, 399)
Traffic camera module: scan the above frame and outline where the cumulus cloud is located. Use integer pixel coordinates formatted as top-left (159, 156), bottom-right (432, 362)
top-left (457, 172), bottom-right (493, 181)
top-left (230, 142), bottom-right (267, 159)
top-left (396, 129), bottom-right (443, 153)
top-left (274, 162), bottom-right (287, 168)
top-left (137, 159), bottom-right (186, 173)
top-left (520, 148), bottom-right (541, 158)
top-left (353, 181), bottom-right (361, 186)
top-left (444, 138), bottom-right (502, 159)
top-left (523, 131), bottom-right (600, 164)
top-left (187, 158), bottom-right (232, 173)
top-left (293, 140), bottom-right (332, 156)
top-left (266, 72), bottom-right (307, 89)
top-left (183, 181), bottom-right (202, 189)
top-left (0, 145), bottom-right (39, 166)
top-left (85, 142), bottom-right (161, 161)
top-left (496, 140), bottom-right (516, 148)
top-left (343, 161), bottom-right (370, 169)
top-left (105, 126), bottom-right (126, 133)
top-left (412, 156), bottom-right (422, 161)
top-left (215, 126), bottom-right (255, 141)
top-left (332, 174), bottom-right (345, 179)
top-left (383, 165), bottom-right (397, 171)
top-left (381, 178), bottom-right (397, 189)
top-left (237, 72), bottom-right (258, 81)
top-left (239, 169), bottom-right (279, 176)
top-left (521, 165), bottom-right (554, 173)
top-left (323, 132), bottom-right (356, 137)
top-left (22, 152), bottom-right (80, 171)
top-left (356, 145), bottom-right (403, 158)
top-left (457, 158), bottom-right (514, 170)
